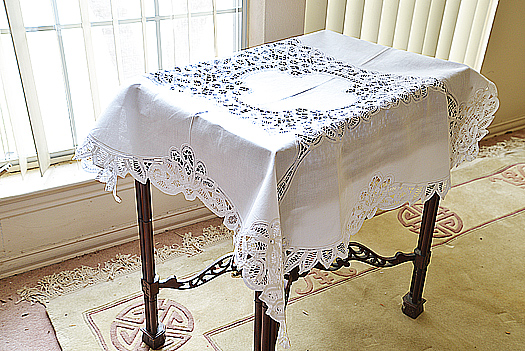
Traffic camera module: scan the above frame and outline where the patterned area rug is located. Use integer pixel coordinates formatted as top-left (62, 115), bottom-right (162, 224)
top-left (19, 138), bottom-right (525, 350)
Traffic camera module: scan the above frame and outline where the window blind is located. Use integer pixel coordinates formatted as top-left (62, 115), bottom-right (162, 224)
top-left (0, 0), bottom-right (245, 177)
top-left (304, 0), bottom-right (498, 70)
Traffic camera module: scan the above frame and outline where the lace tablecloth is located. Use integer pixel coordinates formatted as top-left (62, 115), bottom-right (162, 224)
top-left (75, 30), bottom-right (498, 347)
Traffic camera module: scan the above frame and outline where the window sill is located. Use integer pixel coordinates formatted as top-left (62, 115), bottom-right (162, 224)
top-left (0, 160), bottom-right (96, 200)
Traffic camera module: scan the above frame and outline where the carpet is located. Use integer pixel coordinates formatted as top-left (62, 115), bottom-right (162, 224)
top-left (20, 138), bottom-right (525, 350)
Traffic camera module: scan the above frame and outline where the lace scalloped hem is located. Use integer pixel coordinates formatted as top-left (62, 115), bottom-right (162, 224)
top-left (449, 82), bottom-right (499, 169)
top-left (74, 137), bottom-right (243, 232)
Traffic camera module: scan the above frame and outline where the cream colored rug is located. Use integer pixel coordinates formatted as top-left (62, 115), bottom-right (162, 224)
top-left (20, 138), bottom-right (525, 350)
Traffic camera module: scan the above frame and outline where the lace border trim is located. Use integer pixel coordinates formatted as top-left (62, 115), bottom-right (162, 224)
top-left (282, 172), bottom-right (450, 275)
top-left (74, 139), bottom-right (242, 233)
top-left (449, 82), bottom-right (499, 168)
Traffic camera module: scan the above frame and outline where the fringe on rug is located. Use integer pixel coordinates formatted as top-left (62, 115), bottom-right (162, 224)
top-left (17, 224), bottom-right (233, 305)
top-left (478, 137), bottom-right (525, 158)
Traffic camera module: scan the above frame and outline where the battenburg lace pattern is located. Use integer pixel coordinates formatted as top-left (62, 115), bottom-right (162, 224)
top-left (283, 172), bottom-right (450, 275)
top-left (75, 140), bottom-right (241, 232)
top-left (149, 38), bottom-right (446, 139)
top-left (449, 82), bottom-right (499, 168)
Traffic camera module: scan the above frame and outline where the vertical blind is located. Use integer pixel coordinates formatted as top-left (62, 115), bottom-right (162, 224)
top-left (0, 0), bottom-right (245, 176)
top-left (304, 0), bottom-right (498, 71)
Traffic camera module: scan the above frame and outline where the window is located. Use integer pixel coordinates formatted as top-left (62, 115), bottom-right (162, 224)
top-left (0, 0), bottom-right (245, 175)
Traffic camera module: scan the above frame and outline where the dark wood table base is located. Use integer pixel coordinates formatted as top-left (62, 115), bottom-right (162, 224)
top-left (135, 180), bottom-right (440, 350)
top-left (135, 180), bottom-right (166, 348)
top-left (254, 291), bottom-right (279, 351)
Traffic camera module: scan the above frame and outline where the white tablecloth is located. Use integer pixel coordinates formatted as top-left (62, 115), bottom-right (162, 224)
top-left (75, 30), bottom-right (498, 347)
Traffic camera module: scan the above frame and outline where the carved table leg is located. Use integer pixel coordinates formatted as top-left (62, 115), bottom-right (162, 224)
top-left (402, 193), bottom-right (440, 318)
top-left (135, 180), bottom-right (166, 349)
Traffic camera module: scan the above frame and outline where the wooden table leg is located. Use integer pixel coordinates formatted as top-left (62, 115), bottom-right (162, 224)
top-left (254, 292), bottom-right (263, 351)
top-left (261, 308), bottom-right (278, 351)
top-left (254, 291), bottom-right (279, 351)
top-left (268, 315), bottom-right (278, 351)
top-left (135, 180), bottom-right (166, 349)
top-left (402, 192), bottom-right (440, 318)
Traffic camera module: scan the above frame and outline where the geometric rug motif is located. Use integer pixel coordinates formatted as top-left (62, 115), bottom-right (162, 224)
top-left (84, 294), bottom-right (194, 351)
top-left (293, 267), bottom-right (358, 297)
top-left (488, 162), bottom-right (525, 188)
top-left (397, 204), bottom-right (464, 238)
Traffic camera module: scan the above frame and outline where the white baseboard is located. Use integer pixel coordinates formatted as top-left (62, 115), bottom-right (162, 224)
top-left (0, 204), bottom-right (216, 280)
top-left (487, 114), bottom-right (525, 137)
top-left (0, 171), bottom-right (219, 279)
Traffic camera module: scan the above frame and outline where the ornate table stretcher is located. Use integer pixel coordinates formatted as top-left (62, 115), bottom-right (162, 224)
top-left (75, 30), bottom-right (498, 350)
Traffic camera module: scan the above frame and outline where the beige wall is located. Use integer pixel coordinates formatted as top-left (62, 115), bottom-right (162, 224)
top-left (0, 175), bottom-right (215, 279)
top-left (248, 0), bottom-right (306, 46)
top-left (481, 0), bottom-right (525, 135)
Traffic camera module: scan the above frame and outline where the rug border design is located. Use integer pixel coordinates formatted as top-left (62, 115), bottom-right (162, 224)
top-left (84, 293), bottom-right (142, 351)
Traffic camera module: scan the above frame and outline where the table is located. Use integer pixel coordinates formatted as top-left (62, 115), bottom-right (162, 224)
top-left (75, 30), bottom-right (498, 350)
